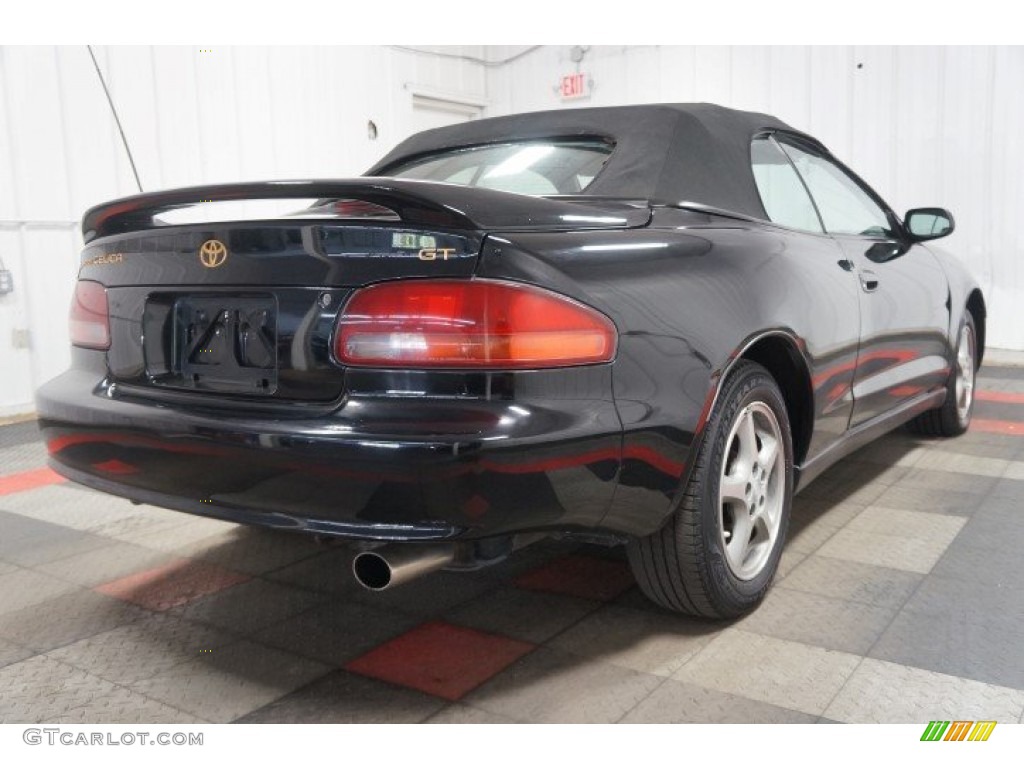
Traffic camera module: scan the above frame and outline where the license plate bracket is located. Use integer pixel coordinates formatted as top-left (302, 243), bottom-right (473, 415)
top-left (173, 295), bottom-right (278, 394)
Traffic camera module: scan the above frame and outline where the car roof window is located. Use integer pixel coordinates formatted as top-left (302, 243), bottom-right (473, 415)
top-left (385, 140), bottom-right (613, 196)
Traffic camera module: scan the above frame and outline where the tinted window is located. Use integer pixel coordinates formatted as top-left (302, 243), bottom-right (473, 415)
top-left (751, 137), bottom-right (822, 232)
top-left (779, 141), bottom-right (893, 237)
top-left (386, 140), bottom-right (613, 195)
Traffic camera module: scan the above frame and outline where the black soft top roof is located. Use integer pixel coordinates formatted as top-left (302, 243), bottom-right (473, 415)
top-left (367, 103), bottom-right (826, 220)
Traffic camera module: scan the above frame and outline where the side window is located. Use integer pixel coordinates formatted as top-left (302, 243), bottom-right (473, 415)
top-left (750, 137), bottom-right (822, 232)
top-left (779, 141), bottom-right (893, 237)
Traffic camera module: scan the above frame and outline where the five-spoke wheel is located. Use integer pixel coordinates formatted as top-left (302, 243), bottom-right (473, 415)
top-left (628, 360), bottom-right (793, 618)
top-left (909, 308), bottom-right (978, 437)
top-left (719, 402), bottom-right (786, 581)
top-left (955, 321), bottom-right (976, 424)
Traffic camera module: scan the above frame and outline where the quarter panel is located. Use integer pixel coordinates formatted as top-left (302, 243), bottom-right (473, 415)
top-left (478, 209), bottom-right (863, 536)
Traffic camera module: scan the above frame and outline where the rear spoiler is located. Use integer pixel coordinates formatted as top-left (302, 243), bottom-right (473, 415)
top-left (81, 178), bottom-right (651, 243)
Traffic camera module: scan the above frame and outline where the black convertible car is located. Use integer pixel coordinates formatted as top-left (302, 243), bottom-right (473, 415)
top-left (37, 104), bottom-right (984, 618)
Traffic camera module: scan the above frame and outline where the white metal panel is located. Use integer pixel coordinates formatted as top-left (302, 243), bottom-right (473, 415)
top-left (693, 46), bottom-right (733, 105)
top-left (229, 47), bottom-right (283, 182)
top-left (0, 49), bottom-right (19, 221)
top-left (267, 46), bottom-right (321, 179)
top-left (3, 47), bottom-right (74, 221)
top-left (767, 46), bottom-right (811, 131)
top-left (891, 46), bottom-right (943, 210)
top-left (848, 46), bottom-right (898, 202)
top-left (622, 46), bottom-right (661, 105)
top-left (191, 45), bottom-right (245, 184)
top-left (0, 230), bottom-right (36, 417)
top-left (20, 228), bottom-right (76, 386)
top-left (103, 47), bottom-right (163, 192)
top-left (985, 46), bottom-right (1024, 351)
top-left (807, 46), bottom-right (854, 160)
top-left (590, 46), bottom-right (630, 104)
top-left (730, 46), bottom-right (772, 114)
top-left (658, 46), bottom-right (697, 103)
top-left (54, 47), bottom-right (126, 214)
top-left (150, 46), bottom-right (206, 189)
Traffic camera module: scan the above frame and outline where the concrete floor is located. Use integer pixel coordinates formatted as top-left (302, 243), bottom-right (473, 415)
top-left (1, 366), bottom-right (1023, 724)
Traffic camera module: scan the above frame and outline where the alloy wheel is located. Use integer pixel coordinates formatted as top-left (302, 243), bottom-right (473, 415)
top-left (718, 401), bottom-right (786, 581)
top-left (955, 323), bottom-right (976, 423)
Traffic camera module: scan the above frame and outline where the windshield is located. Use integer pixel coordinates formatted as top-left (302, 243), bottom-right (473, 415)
top-left (385, 139), bottom-right (614, 195)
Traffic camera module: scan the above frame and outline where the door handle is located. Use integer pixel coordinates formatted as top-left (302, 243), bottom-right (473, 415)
top-left (859, 270), bottom-right (880, 293)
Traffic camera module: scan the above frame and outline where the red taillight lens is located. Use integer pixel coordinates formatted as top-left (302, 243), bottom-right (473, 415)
top-left (69, 280), bottom-right (110, 350)
top-left (335, 280), bottom-right (617, 369)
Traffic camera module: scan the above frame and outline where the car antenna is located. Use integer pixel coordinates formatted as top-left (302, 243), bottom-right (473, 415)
top-left (86, 45), bottom-right (144, 193)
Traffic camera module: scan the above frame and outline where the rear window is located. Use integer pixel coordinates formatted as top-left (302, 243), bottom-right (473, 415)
top-left (384, 139), bottom-right (614, 195)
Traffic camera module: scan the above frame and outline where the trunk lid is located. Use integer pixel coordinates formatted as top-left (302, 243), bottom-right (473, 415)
top-left (79, 180), bottom-right (650, 404)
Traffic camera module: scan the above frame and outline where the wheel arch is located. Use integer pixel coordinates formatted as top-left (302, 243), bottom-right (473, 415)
top-left (715, 331), bottom-right (814, 468)
top-left (966, 289), bottom-right (986, 368)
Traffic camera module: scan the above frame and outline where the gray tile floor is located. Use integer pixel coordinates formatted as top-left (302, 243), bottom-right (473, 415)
top-left (1, 367), bottom-right (1023, 723)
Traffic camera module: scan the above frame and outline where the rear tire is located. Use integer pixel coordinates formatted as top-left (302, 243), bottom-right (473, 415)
top-left (907, 309), bottom-right (977, 437)
top-left (627, 361), bottom-right (793, 618)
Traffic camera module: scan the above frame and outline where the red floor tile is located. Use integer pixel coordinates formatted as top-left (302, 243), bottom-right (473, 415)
top-left (514, 553), bottom-right (635, 601)
top-left (345, 620), bottom-right (534, 701)
top-left (0, 466), bottom-right (65, 496)
top-left (976, 390), bottom-right (1024, 405)
top-left (95, 558), bottom-right (251, 611)
top-left (971, 418), bottom-right (1024, 436)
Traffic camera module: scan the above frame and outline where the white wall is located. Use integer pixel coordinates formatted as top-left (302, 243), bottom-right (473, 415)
top-left (0, 45), bottom-right (486, 415)
top-left (487, 45), bottom-right (1024, 354)
top-left (1, 45), bottom-right (1022, 416)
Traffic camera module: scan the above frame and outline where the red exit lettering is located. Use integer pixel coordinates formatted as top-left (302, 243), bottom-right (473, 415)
top-left (559, 72), bottom-right (589, 100)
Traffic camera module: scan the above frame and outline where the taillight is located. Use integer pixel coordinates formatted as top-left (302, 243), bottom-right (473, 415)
top-left (69, 280), bottom-right (110, 350)
top-left (335, 279), bottom-right (616, 369)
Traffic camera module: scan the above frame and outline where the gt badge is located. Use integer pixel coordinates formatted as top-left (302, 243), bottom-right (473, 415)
top-left (418, 248), bottom-right (457, 261)
top-left (198, 239), bottom-right (228, 268)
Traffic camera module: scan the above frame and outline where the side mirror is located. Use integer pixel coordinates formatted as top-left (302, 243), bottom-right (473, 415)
top-left (904, 208), bottom-right (955, 242)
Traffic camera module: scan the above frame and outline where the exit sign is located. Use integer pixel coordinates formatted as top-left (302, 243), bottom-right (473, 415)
top-left (559, 72), bottom-right (591, 101)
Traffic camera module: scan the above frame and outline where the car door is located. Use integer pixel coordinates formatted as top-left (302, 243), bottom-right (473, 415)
top-left (777, 137), bottom-right (951, 429)
top-left (750, 135), bottom-right (863, 456)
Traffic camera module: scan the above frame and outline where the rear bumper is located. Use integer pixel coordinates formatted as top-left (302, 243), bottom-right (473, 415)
top-left (36, 369), bottom-right (623, 541)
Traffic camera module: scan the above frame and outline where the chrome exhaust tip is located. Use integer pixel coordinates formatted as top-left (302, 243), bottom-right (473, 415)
top-left (352, 545), bottom-right (455, 591)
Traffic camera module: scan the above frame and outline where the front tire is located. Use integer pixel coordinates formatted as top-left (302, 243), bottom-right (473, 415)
top-left (907, 309), bottom-right (977, 437)
top-left (627, 361), bottom-right (793, 618)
